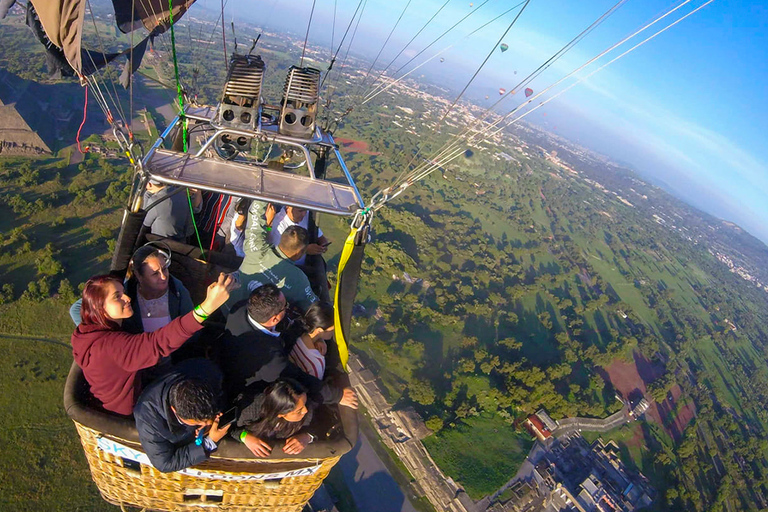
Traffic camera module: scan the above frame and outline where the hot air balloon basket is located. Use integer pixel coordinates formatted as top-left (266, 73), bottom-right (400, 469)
top-left (73, 421), bottom-right (340, 512)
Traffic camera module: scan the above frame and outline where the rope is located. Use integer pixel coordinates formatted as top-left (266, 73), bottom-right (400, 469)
top-left (355, 0), bottom-right (413, 95)
top-left (437, 0), bottom-right (531, 127)
top-left (300, 0), bottom-right (317, 67)
top-left (320, 0), bottom-right (365, 89)
top-left (362, 1), bottom-right (526, 105)
top-left (167, 0), bottom-right (187, 152)
top-left (187, 189), bottom-right (206, 260)
top-left (221, 0), bottom-right (228, 64)
top-left (367, 0), bottom-right (707, 211)
top-left (209, 194), bottom-right (224, 251)
top-left (390, 0), bottom-right (707, 196)
top-left (393, 0), bottom-right (633, 190)
top-left (76, 84), bottom-right (89, 154)
top-left (489, 0), bottom-right (717, 138)
top-left (360, 0), bottom-right (450, 100)
top-left (418, 0), bottom-right (684, 177)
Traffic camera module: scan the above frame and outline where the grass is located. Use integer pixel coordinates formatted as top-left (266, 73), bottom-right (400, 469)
top-left (0, 335), bottom-right (107, 511)
top-left (423, 413), bottom-right (533, 500)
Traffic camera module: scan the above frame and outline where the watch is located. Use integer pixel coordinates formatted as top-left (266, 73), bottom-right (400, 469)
top-left (306, 433), bottom-right (315, 444)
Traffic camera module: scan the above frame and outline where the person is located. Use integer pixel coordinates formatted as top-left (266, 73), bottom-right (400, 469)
top-left (219, 284), bottom-right (356, 409)
top-left (231, 379), bottom-right (321, 457)
top-left (289, 302), bottom-right (335, 380)
top-left (268, 204), bottom-right (332, 303)
top-left (230, 199), bottom-right (318, 310)
top-left (134, 359), bottom-right (230, 473)
top-left (267, 205), bottom-right (330, 266)
top-left (71, 272), bottom-right (237, 416)
top-left (69, 243), bottom-right (193, 333)
top-left (142, 181), bottom-right (202, 242)
top-left (229, 198), bottom-right (251, 258)
top-left (196, 191), bottom-right (237, 252)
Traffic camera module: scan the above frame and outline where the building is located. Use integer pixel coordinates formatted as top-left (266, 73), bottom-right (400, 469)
top-left (525, 414), bottom-right (553, 442)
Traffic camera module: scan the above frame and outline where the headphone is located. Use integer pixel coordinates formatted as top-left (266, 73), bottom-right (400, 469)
top-left (129, 241), bottom-right (172, 275)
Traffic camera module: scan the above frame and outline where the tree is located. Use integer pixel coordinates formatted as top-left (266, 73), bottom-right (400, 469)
top-left (425, 416), bottom-right (443, 432)
top-left (408, 379), bottom-right (436, 406)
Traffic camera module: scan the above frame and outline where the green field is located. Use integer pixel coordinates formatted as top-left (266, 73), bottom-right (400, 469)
top-left (423, 414), bottom-right (533, 499)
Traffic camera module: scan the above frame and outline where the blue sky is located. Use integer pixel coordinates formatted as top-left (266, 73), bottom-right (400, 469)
top-left (229, 0), bottom-right (768, 244)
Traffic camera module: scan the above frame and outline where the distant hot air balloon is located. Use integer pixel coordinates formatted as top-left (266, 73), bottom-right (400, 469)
top-left (500, 43), bottom-right (508, 52)
top-left (469, 2), bottom-right (473, 6)
top-left (485, 95), bottom-right (489, 100)
top-left (525, 87), bottom-right (533, 97)
top-left (514, 70), bottom-right (517, 75)
top-left (499, 88), bottom-right (506, 95)
top-left (440, 57), bottom-right (445, 63)
top-left (542, 112), bottom-right (547, 117)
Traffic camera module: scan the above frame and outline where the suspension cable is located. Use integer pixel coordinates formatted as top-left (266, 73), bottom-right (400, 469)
top-left (354, 0), bottom-right (413, 97)
top-left (362, 1), bottom-right (527, 105)
top-left (412, 0), bottom-right (688, 181)
top-left (300, 0), bottom-right (318, 67)
top-left (383, 0), bottom-right (708, 200)
top-left (369, 0), bottom-right (714, 209)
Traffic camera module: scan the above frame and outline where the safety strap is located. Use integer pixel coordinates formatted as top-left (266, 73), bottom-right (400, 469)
top-left (333, 215), bottom-right (370, 371)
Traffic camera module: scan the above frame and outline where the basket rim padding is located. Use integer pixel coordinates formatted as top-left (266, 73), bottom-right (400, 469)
top-left (64, 361), bottom-right (358, 462)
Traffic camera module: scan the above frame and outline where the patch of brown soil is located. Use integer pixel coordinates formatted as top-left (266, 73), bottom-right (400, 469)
top-left (335, 137), bottom-right (381, 156)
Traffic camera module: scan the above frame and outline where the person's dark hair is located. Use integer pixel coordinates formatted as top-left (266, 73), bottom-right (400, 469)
top-left (243, 379), bottom-right (309, 440)
top-left (235, 198), bottom-right (251, 216)
top-left (247, 283), bottom-right (283, 323)
top-left (80, 275), bottom-right (123, 329)
top-left (126, 244), bottom-right (170, 281)
top-left (279, 225), bottom-right (308, 254)
top-left (168, 378), bottom-right (218, 422)
top-left (304, 302), bottom-right (334, 332)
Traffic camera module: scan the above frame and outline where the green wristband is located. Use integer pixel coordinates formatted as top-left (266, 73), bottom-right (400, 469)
top-left (239, 431), bottom-right (248, 443)
top-left (194, 305), bottom-right (209, 320)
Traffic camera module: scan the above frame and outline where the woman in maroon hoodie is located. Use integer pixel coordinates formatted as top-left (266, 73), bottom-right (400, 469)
top-left (71, 272), bottom-right (237, 416)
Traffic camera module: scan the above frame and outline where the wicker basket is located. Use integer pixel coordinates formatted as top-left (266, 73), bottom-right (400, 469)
top-left (74, 422), bottom-right (339, 511)
top-left (65, 363), bottom-right (358, 512)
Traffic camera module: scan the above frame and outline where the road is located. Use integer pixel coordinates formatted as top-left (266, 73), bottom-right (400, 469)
top-left (337, 432), bottom-right (418, 512)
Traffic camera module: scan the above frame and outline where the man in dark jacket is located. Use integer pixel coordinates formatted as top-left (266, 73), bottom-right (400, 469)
top-left (219, 284), bottom-right (342, 404)
top-left (133, 359), bottom-right (230, 473)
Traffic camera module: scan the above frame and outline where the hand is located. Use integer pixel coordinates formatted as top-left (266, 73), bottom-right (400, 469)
top-left (339, 387), bottom-right (358, 409)
top-left (243, 433), bottom-right (273, 457)
top-left (305, 243), bottom-right (327, 255)
top-left (283, 433), bottom-right (311, 455)
top-left (208, 414), bottom-right (231, 443)
top-left (199, 273), bottom-right (239, 315)
top-left (314, 340), bottom-right (327, 356)
top-left (265, 203), bottom-right (277, 227)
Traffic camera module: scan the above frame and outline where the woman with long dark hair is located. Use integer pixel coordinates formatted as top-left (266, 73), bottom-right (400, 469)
top-left (71, 272), bottom-right (237, 416)
top-left (234, 379), bottom-right (318, 457)
top-left (289, 302), bottom-right (335, 380)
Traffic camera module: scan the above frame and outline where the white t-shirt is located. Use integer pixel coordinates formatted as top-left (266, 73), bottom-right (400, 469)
top-left (268, 209), bottom-right (323, 266)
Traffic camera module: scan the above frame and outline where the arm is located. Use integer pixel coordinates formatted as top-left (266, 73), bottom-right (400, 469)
top-left (136, 418), bottom-right (208, 473)
top-left (69, 299), bottom-right (82, 326)
top-left (109, 274), bottom-right (236, 371)
top-left (106, 312), bottom-right (204, 372)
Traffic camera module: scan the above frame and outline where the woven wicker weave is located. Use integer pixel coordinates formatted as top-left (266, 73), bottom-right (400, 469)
top-left (74, 422), bottom-right (340, 511)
